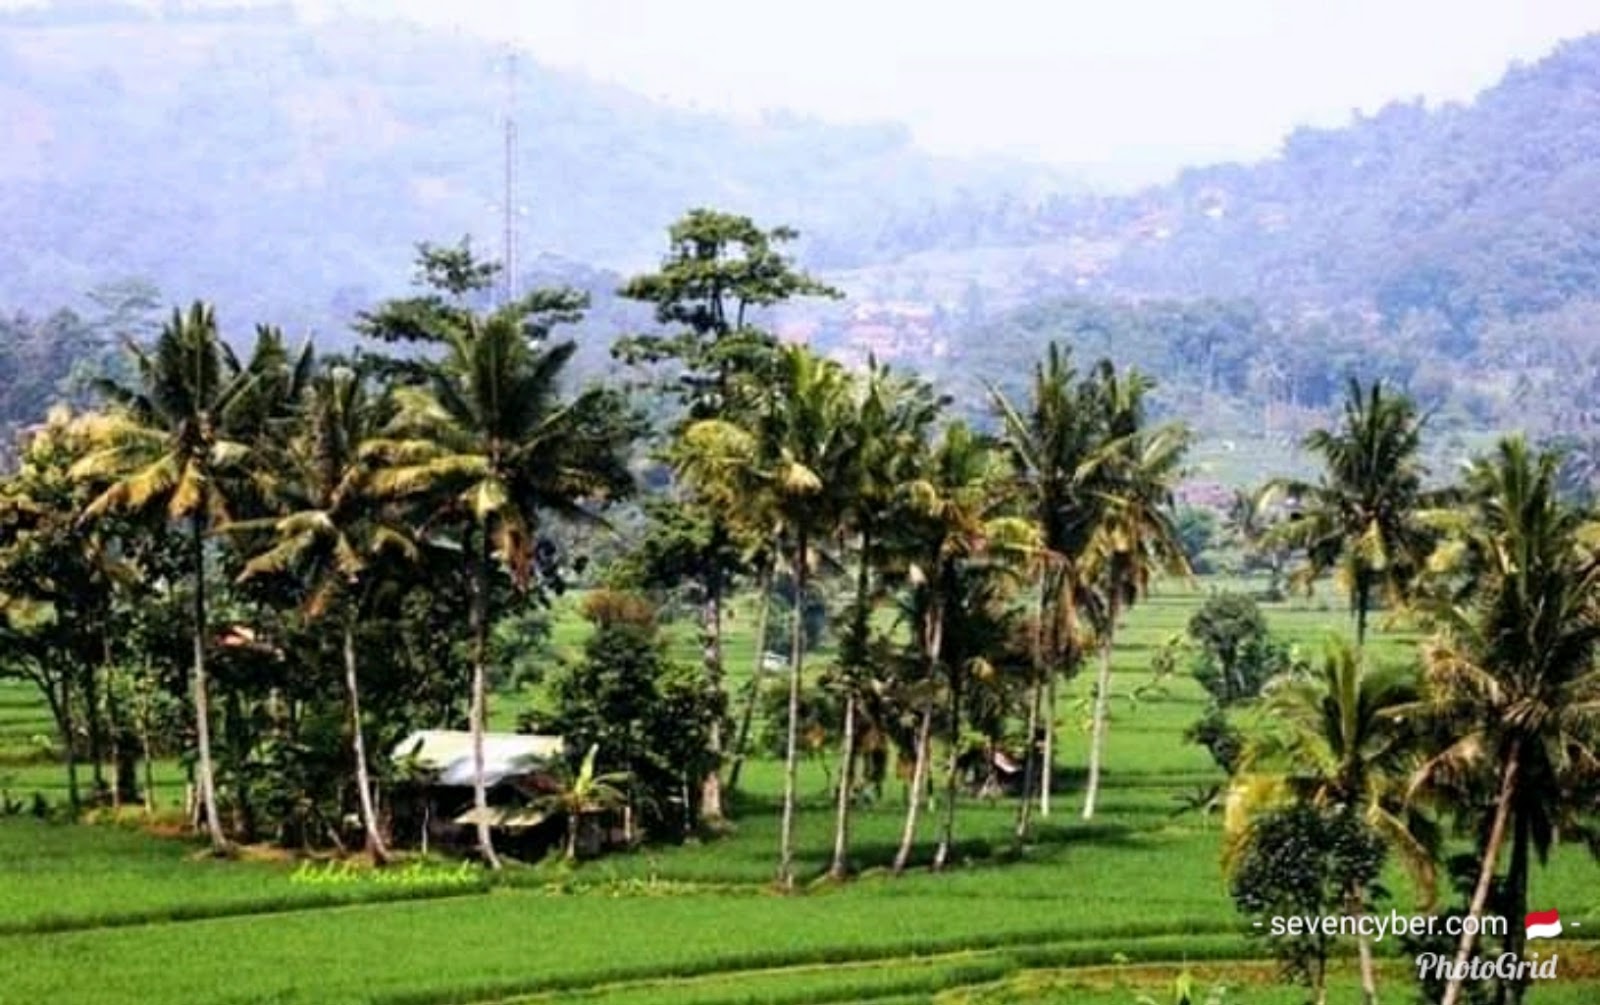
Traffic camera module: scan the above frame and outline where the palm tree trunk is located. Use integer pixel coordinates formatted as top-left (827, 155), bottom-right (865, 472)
top-left (468, 530), bottom-right (501, 870)
top-left (223, 689), bottom-right (254, 841)
top-left (1441, 742), bottom-right (1521, 1005)
top-left (1349, 882), bottom-right (1378, 1005)
top-left (85, 659), bottom-right (106, 802)
top-left (699, 567), bottom-right (726, 827)
top-left (102, 629), bottom-right (134, 810)
top-left (894, 604), bottom-right (942, 875)
top-left (1015, 579), bottom-right (1050, 844)
top-left (1082, 601), bottom-right (1120, 820)
top-left (1041, 578), bottom-right (1072, 819)
top-left (1501, 811), bottom-right (1532, 1005)
top-left (137, 660), bottom-right (155, 814)
top-left (777, 533), bottom-right (807, 891)
top-left (139, 718), bottom-right (155, 814)
top-left (1040, 674), bottom-right (1059, 816)
top-left (828, 692), bottom-right (856, 880)
top-left (190, 514), bottom-right (227, 854)
top-left (50, 672), bottom-right (80, 814)
top-left (829, 534), bottom-right (874, 881)
top-left (892, 704), bottom-right (934, 875)
top-left (343, 618), bottom-right (388, 864)
top-left (106, 677), bottom-right (122, 814)
top-left (933, 640), bottom-right (962, 871)
top-left (727, 560), bottom-right (773, 793)
top-left (1355, 574), bottom-right (1370, 649)
top-left (1014, 670), bottom-right (1042, 844)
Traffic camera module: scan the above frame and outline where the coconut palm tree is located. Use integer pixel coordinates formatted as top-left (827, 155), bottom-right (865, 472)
top-left (1408, 439), bottom-right (1600, 1005)
top-left (889, 422), bottom-right (1033, 874)
top-left (828, 359), bottom-right (941, 880)
top-left (1081, 366), bottom-right (1191, 820)
top-left (1227, 639), bottom-right (1438, 1005)
top-left (1271, 378), bottom-right (1436, 647)
top-left (1225, 484), bottom-right (1288, 595)
top-left (682, 345), bottom-right (853, 889)
top-left (758, 348), bottom-right (855, 889)
top-left (72, 304), bottom-right (307, 854)
top-left (991, 344), bottom-right (1112, 834)
top-left (367, 312), bottom-right (633, 868)
top-left (236, 365), bottom-right (414, 863)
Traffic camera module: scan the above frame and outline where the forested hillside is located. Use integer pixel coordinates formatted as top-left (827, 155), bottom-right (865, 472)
top-left (809, 35), bottom-right (1600, 440)
top-left (848, 32), bottom-right (1600, 334)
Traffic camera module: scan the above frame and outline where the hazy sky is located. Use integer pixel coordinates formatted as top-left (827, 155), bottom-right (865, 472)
top-left (362, 0), bottom-right (1600, 186)
top-left (17, 0), bottom-right (1600, 186)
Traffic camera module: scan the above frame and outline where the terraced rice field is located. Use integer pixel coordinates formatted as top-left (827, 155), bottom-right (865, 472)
top-left (3, 582), bottom-right (1598, 1003)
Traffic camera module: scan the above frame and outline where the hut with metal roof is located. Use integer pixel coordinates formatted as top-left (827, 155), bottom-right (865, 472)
top-left (390, 730), bottom-right (566, 853)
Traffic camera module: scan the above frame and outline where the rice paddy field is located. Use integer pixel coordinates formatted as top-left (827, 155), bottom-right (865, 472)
top-left (3, 580), bottom-right (1598, 1004)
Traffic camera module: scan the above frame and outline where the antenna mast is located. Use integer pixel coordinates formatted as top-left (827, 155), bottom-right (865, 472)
top-left (502, 49), bottom-right (519, 306)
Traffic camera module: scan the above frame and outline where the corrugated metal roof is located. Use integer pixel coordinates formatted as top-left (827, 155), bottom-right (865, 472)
top-left (392, 730), bottom-right (565, 788)
top-left (453, 806), bottom-right (552, 829)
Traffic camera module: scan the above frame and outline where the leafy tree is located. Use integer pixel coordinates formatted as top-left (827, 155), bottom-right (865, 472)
top-left (0, 409), bottom-right (127, 811)
top-left (1173, 506), bottom-right (1218, 573)
top-left (1230, 803), bottom-right (1386, 1005)
top-left (616, 208), bottom-right (841, 421)
top-left (1183, 706), bottom-right (1243, 776)
top-left (618, 209), bottom-right (841, 825)
top-left (1187, 593), bottom-right (1267, 685)
top-left (545, 596), bottom-right (717, 845)
top-left (0, 309), bottom-right (114, 441)
top-left (1186, 593), bottom-right (1295, 706)
top-left (625, 495), bottom-right (744, 825)
top-left (1192, 635), bottom-right (1299, 708)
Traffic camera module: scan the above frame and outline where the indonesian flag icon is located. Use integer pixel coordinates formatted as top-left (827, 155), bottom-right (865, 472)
top-left (1526, 909), bottom-right (1563, 940)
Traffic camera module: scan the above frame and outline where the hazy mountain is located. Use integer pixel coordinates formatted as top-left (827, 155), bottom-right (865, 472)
top-left (6, 2), bottom-right (1600, 449)
top-left (0, 2), bottom-right (1071, 333)
top-left (841, 32), bottom-right (1600, 336)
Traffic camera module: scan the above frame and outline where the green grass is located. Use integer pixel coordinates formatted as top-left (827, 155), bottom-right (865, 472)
top-left (0, 819), bottom-right (496, 935)
top-left (1, 575), bottom-right (1597, 1004)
